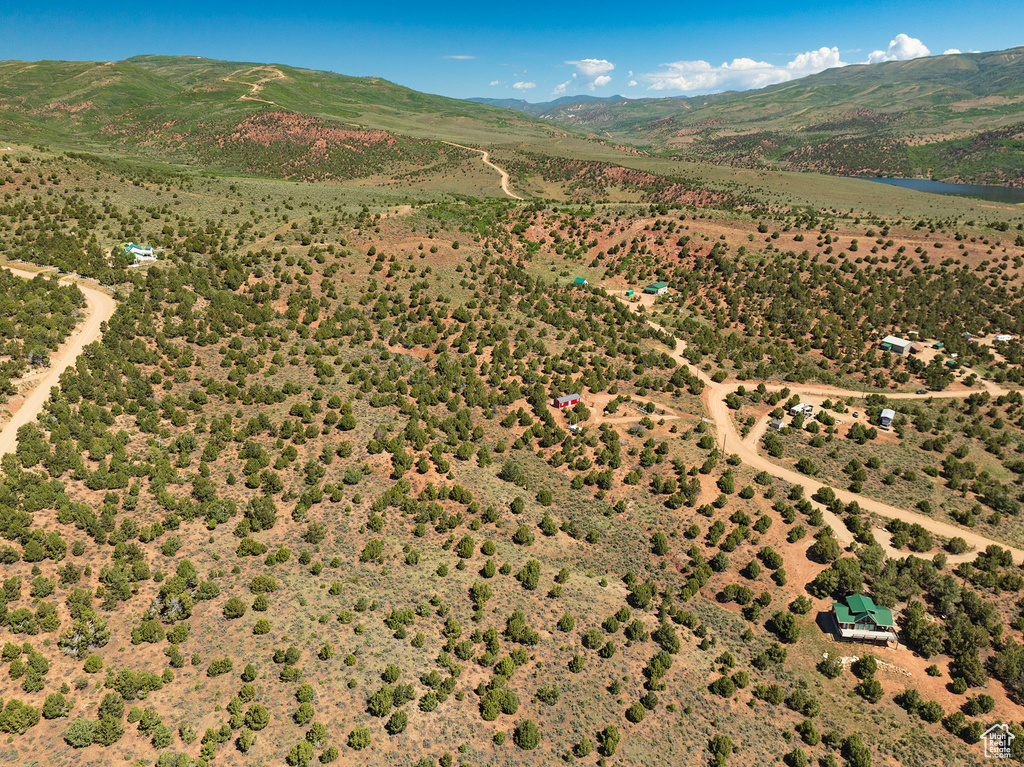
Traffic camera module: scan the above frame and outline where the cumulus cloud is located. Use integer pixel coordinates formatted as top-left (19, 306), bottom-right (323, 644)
top-left (552, 79), bottom-right (572, 96)
top-left (640, 35), bottom-right (935, 95)
top-left (943, 48), bottom-right (962, 55)
top-left (565, 58), bottom-right (615, 90)
top-left (442, 55), bottom-right (475, 60)
top-left (489, 80), bottom-right (503, 86)
top-left (512, 81), bottom-right (536, 90)
top-left (567, 58), bottom-right (614, 77)
top-left (628, 79), bottom-right (637, 87)
top-left (867, 33), bottom-right (930, 63)
top-left (642, 46), bottom-right (845, 93)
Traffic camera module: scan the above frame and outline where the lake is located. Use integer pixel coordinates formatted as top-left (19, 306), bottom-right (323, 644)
top-left (859, 177), bottom-right (1024, 204)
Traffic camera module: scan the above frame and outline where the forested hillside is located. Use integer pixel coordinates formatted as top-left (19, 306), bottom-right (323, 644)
top-left (0, 137), bottom-right (1020, 767)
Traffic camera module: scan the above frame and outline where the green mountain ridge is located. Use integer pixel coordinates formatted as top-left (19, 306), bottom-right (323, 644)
top-left (514, 47), bottom-right (1024, 183)
top-left (0, 55), bottom-right (565, 180)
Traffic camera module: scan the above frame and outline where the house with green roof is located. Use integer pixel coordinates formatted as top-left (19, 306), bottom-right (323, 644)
top-left (831, 594), bottom-right (898, 646)
top-left (643, 282), bottom-right (668, 295)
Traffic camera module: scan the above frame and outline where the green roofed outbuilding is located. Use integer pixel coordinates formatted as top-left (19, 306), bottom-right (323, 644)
top-left (831, 594), bottom-right (898, 646)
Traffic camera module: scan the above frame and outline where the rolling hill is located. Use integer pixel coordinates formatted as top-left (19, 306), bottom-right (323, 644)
top-left (0, 56), bottom-right (564, 180)
top-left (2, 50), bottom-right (1022, 186)
top-left (467, 94), bottom-right (630, 116)
top-left (482, 47), bottom-right (1024, 184)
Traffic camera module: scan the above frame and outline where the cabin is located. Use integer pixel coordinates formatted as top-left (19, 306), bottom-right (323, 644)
top-left (572, 277), bottom-right (589, 287)
top-left (553, 393), bottom-right (581, 410)
top-left (880, 335), bottom-right (912, 355)
top-left (831, 594), bottom-right (898, 646)
top-left (879, 408), bottom-right (895, 428)
top-left (124, 242), bottom-right (156, 266)
top-left (769, 420), bottom-right (784, 431)
top-left (643, 282), bottom-right (668, 295)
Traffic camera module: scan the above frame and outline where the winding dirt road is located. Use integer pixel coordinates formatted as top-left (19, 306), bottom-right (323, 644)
top-left (222, 66), bottom-right (285, 106)
top-left (442, 142), bottom-right (524, 200)
top-left (0, 266), bottom-right (116, 458)
top-left (619, 300), bottom-right (1024, 564)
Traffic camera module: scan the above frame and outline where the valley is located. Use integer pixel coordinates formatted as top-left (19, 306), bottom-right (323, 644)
top-left (0, 49), bottom-right (1022, 767)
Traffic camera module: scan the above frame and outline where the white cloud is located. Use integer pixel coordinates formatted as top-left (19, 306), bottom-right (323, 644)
top-left (867, 33), bottom-right (930, 63)
top-left (640, 35), bottom-right (935, 95)
top-left (512, 81), bottom-right (536, 90)
top-left (567, 58), bottom-right (615, 77)
top-left (552, 79), bottom-right (572, 96)
top-left (489, 80), bottom-right (503, 86)
top-left (943, 48), bottom-right (962, 55)
top-left (442, 55), bottom-right (475, 60)
top-left (628, 79), bottom-right (637, 87)
top-left (642, 46), bottom-right (845, 93)
top-left (565, 58), bottom-right (615, 90)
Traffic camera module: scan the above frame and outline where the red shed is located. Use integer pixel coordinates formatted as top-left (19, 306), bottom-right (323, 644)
top-left (554, 393), bottom-right (581, 409)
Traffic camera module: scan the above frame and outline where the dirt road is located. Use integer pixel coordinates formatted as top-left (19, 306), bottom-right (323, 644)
top-left (619, 301), bottom-right (1024, 564)
top-left (442, 142), bottom-right (524, 200)
top-left (701, 372), bottom-right (1023, 564)
top-left (0, 267), bottom-right (116, 459)
top-left (222, 66), bottom-right (285, 106)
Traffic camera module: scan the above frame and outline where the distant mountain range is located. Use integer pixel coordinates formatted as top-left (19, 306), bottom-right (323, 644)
top-left (467, 94), bottom-right (630, 117)
top-left (467, 47), bottom-right (1024, 184)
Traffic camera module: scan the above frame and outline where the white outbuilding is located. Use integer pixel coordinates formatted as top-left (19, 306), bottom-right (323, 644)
top-left (880, 335), bottom-right (912, 355)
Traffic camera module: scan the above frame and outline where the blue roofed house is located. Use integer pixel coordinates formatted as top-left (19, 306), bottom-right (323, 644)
top-left (572, 277), bottom-right (589, 286)
top-left (831, 594), bottom-right (898, 646)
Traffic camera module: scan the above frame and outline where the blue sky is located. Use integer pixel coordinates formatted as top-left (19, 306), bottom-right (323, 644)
top-left (2, 1), bottom-right (1022, 101)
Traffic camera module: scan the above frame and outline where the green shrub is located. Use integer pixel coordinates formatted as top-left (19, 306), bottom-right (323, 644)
top-left (709, 675), bottom-right (736, 697)
top-left (347, 727), bottom-right (371, 750)
top-left (385, 710), bottom-right (408, 734)
top-left (42, 693), bottom-right (70, 719)
top-left (817, 655), bottom-right (843, 679)
top-left (244, 704), bottom-right (269, 731)
top-left (63, 718), bottom-right (95, 747)
top-left (513, 719), bottom-right (540, 750)
top-left (625, 702), bottom-right (646, 723)
top-left (598, 724), bottom-right (620, 756)
top-left (287, 740), bottom-right (315, 767)
top-left (207, 658), bottom-right (234, 677)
